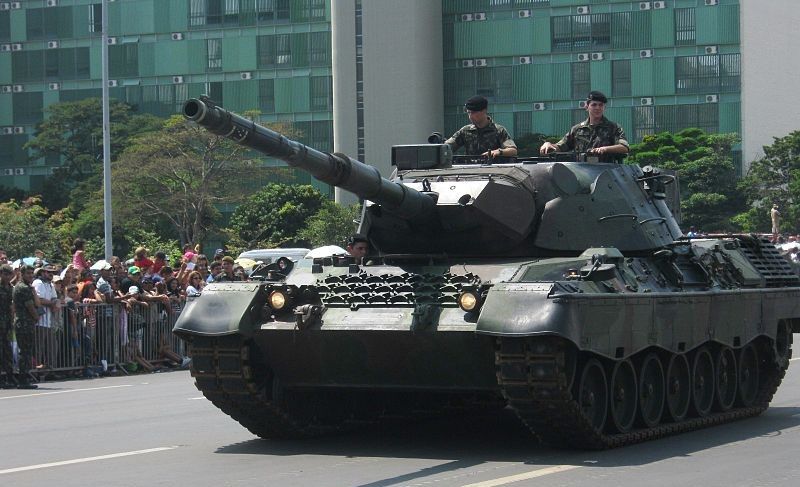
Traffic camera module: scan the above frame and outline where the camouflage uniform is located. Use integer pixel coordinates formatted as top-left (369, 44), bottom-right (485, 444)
top-left (0, 281), bottom-right (13, 382)
top-left (555, 116), bottom-right (629, 163)
top-left (445, 117), bottom-right (517, 155)
top-left (13, 281), bottom-right (37, 381)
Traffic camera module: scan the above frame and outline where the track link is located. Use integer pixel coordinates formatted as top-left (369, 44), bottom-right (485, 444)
top-left (496, 336), bottom-right (787, 449)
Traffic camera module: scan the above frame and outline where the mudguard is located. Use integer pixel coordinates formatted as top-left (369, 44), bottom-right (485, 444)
top-left (173, 282), bottom-right (264, 338)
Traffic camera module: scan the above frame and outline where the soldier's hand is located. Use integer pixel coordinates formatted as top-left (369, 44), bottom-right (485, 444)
top-left (540, 142), bottom-right (556, 155)
top-left (587, 146), bottom-right (606, 155)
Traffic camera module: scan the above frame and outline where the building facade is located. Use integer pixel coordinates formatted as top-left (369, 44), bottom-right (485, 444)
top-left (1, 0), bottom-right (798, 193)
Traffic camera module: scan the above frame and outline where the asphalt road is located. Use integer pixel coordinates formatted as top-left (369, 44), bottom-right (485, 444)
top-left (2, 345), bottom-right (800, 487)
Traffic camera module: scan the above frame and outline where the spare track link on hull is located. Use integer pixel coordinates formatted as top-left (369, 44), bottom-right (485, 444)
top-left (189, 335), bottom-right (344, 439)
top-left (495, 336), bottom-right (787, 449)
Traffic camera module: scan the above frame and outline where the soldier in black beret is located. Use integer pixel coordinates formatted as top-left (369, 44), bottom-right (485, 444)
top-left (540, 90), bottom-right (629, 162)
top-left (445, 95), bottom-right (518, 158)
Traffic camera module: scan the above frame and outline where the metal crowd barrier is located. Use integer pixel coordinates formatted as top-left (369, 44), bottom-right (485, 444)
top-left (19, 301), bottom-right (189, 379)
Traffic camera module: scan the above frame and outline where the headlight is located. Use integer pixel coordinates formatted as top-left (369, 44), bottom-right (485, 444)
top-left (458, 290), bottom-right (480, 312)
top-left (269, 290), bottom-right (289, 311)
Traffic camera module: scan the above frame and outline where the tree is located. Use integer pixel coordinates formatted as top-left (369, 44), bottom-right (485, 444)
top-left (736, 131), bottom-right (800, 234)
top-left (297, 201), bottom-right (361, 248)
top-left (627, 129), bottom-right (744, 232)
top-left (226, 183), bottom-right (328, 249)
top-left (0, 197), bottom-right (66, 261)
top-left (112, 115), bottom-right (265, 246)
top-left (514, 133), bottom-right (559, 156)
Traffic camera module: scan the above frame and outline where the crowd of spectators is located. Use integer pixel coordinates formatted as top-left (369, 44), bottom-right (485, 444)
top-left (0, 240), bottom-right (253, 388)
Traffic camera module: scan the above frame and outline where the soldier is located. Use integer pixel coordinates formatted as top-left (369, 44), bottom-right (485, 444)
top-left (445, 95), bottom-right (518, 158)
top-left (0, 264), bottom-right (15, 388)
top-left (13, 265), bottom-right (39, 389)
top-left (346, 234), bottom-right (369, 259)
top-left (771, 204), bottom-right (781, 241)
top-left (540, 90), bottom-right (629, 162)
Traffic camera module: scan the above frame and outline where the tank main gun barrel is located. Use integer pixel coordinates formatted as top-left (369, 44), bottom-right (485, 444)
top-left (183, 97), bottom-right (435, 219)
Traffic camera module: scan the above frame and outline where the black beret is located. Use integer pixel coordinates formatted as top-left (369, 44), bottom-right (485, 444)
top-left (586, 91), bottom-right (608, 103)
top-left (464, 95), bottom-right (488, 111)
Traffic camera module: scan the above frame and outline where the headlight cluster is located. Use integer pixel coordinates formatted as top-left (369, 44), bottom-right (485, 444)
top-left (457, 286), bottom-right (484, 313)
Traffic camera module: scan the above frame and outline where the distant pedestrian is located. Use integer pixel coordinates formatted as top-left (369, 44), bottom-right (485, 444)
top-left (0, 265), bottom-right (15, 388)
top-left (13, 265), bottom-right (39, 389)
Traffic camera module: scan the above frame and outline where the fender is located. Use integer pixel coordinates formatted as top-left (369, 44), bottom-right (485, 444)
top-left (173, 282), bottom-right (265, 338)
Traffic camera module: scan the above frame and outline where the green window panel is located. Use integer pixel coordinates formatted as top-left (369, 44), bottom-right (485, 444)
top-left (514, 111), bottom-right (533, 137)
top-left (109, 44), bottom-right (140, 78)
top-left (154, 0), bottom-right (190, 33)
top-left (187, 83), bottom-right (207, 99)
top-left (223, 37), bottom-right (257, 72)
top-left (309, 31), bottom-right (331, 66)
top-left (0, 10), bottom-right (10, 42)
top-left (454, 20), bottom-right (538, 58)
top-left (43, 90), bottom-right (60, 112)
top-left (611, 59), bottom-right (630, 97)
top-left (0, 54), bottom-right (11, 84)
top-left (11, 51), bottom-right (44, 83)
top-left (604, 106), bottom-right (632, 141)
top-left (0, 94), bottom-right (11, 125)
top-left (532, 110), bottom-right (556, 138)
top-left (10, 10), bottom-right (25, 42)
top-left (292, 32), bottom-right (309, 67)
top-left (154, 41), bottom-right (190, 76)
top-left (653, 57), bottom-right (674, 96)
top-left (631, 58), bottom-right (654, 97)
top-left (590, 60), bottom-right (611, 96)
top-left (120, 1), bottom-right (155, 35)
top-left (550, 0), bottom-right (576, 7)
top-left (13, 92), bottom-right (44, 125)
top-left (442, 0), bottom-right (492, 15)
top-left (292, 76), bottom-right (310, 112)
top-left (137, 43), bottom-right (156, 77)
top-left (553, 109), bottom-right (574, 137)
top-left (696, 4), bottom-right (739, 45)
top-left (610, 11), bottom-right (650, 50)
top-left (719, 101), bottom-right (741, 135)
top-left (26, 7), bottom-right (74, 40)
top-left (532, 17), bottom-right (551, 54)
top-left (552, 62), bottom-right (571, 100)
top-left (290, 0), bottom-right (328, 23)
top-left (108, 1), bottom-right (122, 36)
top-left (223, 80), bottom-right (259, 112)
top-left (188, 40), bottom-right (209, 74)
top-left (78, 4), bottom-right (101, 40)
top-left (512, 64), bottom-right (536, 102)
top-left (650, 9), bottom-right (674, 48)
top-left (90, 45), bottom-right (101, 79)
top-left (310, 75), bottom-right (331, 111)
top-left (274, 77), bottom-right (294, 113)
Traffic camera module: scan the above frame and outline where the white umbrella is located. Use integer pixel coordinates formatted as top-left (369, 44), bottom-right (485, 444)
top-left (90, 259), bottom-right (112, 270)
top-left (778, 242), bottom-right (800, 251)
top-left (305, 245), bottom-right (347, 259)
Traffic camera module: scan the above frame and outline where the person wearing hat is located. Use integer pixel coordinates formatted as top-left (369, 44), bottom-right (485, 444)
top-left (12, 265), bottom-right (39, 388)
top-left (445, 95), bottom-right (518, 158)
top-left (32, 264), bottom-right (60, 369)
top-left (540, 90), bottom-right (629, 162)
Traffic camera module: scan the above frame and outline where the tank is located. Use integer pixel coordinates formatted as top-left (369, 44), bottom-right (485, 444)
top-left (175, 96), bottom-right (799, 448)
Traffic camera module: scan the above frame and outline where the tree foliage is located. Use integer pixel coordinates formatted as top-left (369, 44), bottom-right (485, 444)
top-left (737, 131), bottom-right (800, 234)
top-left (514, 133), bottom-right (560, 156)
top-left (627, 129), bottom-right (744, 232)
top-left (0, 197), bottom-right (67, 261)
top-left (297, 202), bottom-right (361, 248)
top-left (226, 183), bottom-right (328, 249)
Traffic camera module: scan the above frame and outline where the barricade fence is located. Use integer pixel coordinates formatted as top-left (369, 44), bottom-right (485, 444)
top-left (20, 301), bottom-right (189, 377)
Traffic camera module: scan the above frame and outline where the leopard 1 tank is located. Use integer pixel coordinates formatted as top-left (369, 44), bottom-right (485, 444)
top-left (174, 96), bottom-right (799, 448)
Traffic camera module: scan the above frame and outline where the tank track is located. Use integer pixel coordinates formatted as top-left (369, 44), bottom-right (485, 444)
top-left (189, 335), bottom-right (504, 439)
top-left (495, 336), bottom-right (788, 449)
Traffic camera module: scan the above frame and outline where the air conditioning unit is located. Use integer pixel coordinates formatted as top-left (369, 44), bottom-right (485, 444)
top-left (11, 43), bottom-right (22, 51)
top-left (107, 37), bottom-right (118, 45)
top-left (48, 82), bottom-right (60, 90)
top-left (46, 0), bottom-right (57, 6)
top-left (640, 97), bottom-right (653, 106)
top-left (518, 9), bottom-right (531, 18)
top-left (591, 52), bottom-right (604, 61)
top-left (461, 13), bottom-right (473, 22)
top-left (475, 58), bottom-right (488, 67)
top-left (474, 12), bottom-right (486, 21)
top-left (108, 79), bottom-right (118, 87)
top-left (47, 41), bottom-right (59, 49)
top-left (577, 53), bottom-right (590, 62)
top-left (14, 168), bottom-right (25, 175)
top-left (533, 102), bottom-right (546, 111)
top-left (461, 59), bottom-right (474, 68)
top-left (704, 0), bottom-right (718, 5)
top-left (653, 1), bottom-right (666, 9)
top-left (576, 6), bottom-right (590, 14)
top-left (172, 75), bottom-right (184, 84)
top-left (0, 85), bottom-right (10, 93)
top-left (0, 3), bottom-right (9, 11)
top-left (3, 169), bottom-right (13, 175)
top-left (705, 94), bottom-right (718, 103)
top-left (704, 45), bottom-right (718, 54)
top-left (12, 84), bottom-right (22, 93)
top-left (10, 1), bottom-right (20, 8)
top-left (578, 100), bottom-right (587, 108)
top-left (640, 49), bottom-right (653, 58)
top-left (519, 56), bottom-right (531, 64)
top-left (240, 72), bottom-right (252, 80)
top-left (13, 126), bottom-right (24, 134)
top-left (171, 32), bottom-right (183, 41)
top-left (0, 44), bottom-right (9, 52)
top-left (1, 127), bottom-right (12, 134)
top-left (639, 2), bottom-right (651, 10)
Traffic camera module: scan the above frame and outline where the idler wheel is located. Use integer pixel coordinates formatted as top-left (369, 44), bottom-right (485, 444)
top-left (715, 346), bottom-right (738, 411)
top-left (737, 342), bottom-right (760, 407)
top-left (609, 359), bottom-right (637, 433)
top-left (665, 353), bottom-right (691, 421)
top-left (578, 359), bottom-right (609, 433)
top-left (691, 347), bottom-right (715, 417)
top-left (637, 353), bottom-right (665, 427)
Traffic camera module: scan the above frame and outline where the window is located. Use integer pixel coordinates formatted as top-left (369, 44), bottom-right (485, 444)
top-left (26, 7), bottom-right (73, 40)
top-left (0, 10), bottom-right (11, 42)
top-left (88, 4), bottom-right (102, 34)
top-left (206, 81), bottom-right (223, 105)
top-left (675, 54), bottom-right (740, 94)
top-left (633, 105), bottom-right (655, 141)
top-left (571, 62), bottom-right (590, 99)
top-left (514, 111), bottom-right (532, 138)
top-left (257, 34), bottom-right (291, 67)
top-left (310, 76), bottom-right (332, 111)
top-left (207, 39), bottom-right (222, 72)
top-left (259, 79), bottom-right (275, 113)
top-left (109, 44), bottom-right (139, 78)
top-left (551, 13), bottom-right (611, 51)
top-left (612, 59), bottom-right (631, 97)
top-left (674, 8), bottom-right (695, 46)
top-left (310, 32), bottom-right (330, 66)
top-left (256, 0), bottom-right (290, 23)
top-left (13, 92), bottom-right (44, 125)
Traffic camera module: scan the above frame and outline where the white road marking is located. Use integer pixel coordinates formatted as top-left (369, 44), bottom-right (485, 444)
top-left (0, 384), bottom-right (133, 400)
top-left (790, 357), bottom-right (800, 362)
top-left (187, 397), bottom-right (205, 400)
top-left (0, 446), bottom-right (179, 475)
top-left (460, 465), bottom-right (581, 487)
